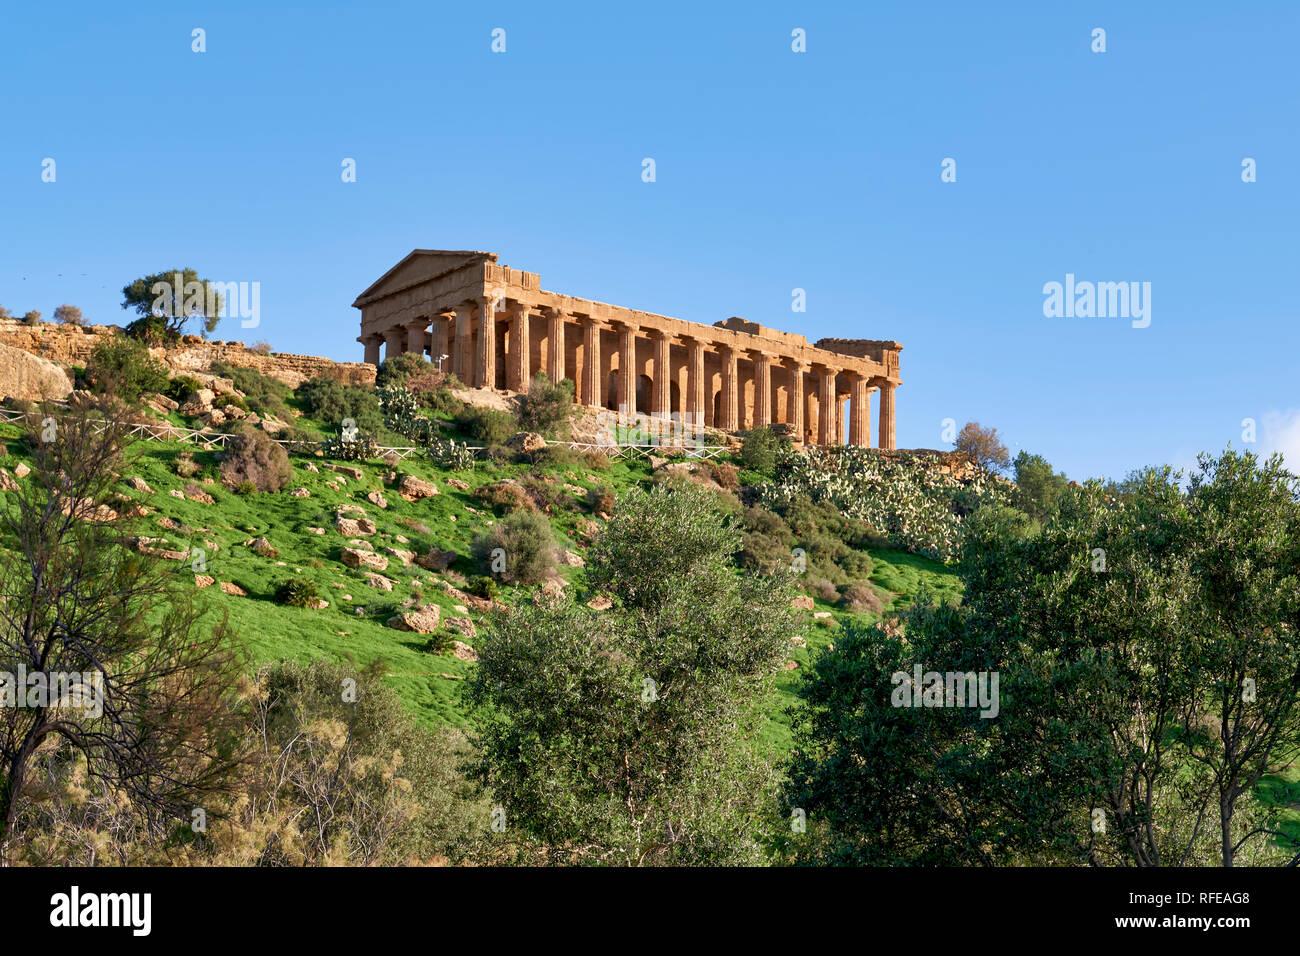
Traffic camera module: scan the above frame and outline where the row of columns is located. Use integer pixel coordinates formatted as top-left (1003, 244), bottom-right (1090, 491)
top-left (361, 300), bottom-right (898, 449)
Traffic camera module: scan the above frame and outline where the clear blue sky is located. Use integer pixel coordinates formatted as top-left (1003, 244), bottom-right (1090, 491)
top-left (4, 1), bottom-right (1298, 481)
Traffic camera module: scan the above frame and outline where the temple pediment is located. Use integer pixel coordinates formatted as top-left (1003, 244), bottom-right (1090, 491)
top-left (352, 250), bottom-right (495, 308)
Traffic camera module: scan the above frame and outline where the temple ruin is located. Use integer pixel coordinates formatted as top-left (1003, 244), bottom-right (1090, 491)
top-left (353, 250), bottom-right (901, 448)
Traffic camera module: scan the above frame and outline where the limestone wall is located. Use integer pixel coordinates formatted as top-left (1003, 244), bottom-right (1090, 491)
top-left (0, 319), bottom-right (375, 390)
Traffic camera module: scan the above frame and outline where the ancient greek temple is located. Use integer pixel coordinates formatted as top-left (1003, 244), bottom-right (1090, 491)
top-left (353, 250), bottom-right (902, 448)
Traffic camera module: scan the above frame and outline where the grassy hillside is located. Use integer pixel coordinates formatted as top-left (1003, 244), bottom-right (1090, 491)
top-left (0, 401), bottom-right (959, 760)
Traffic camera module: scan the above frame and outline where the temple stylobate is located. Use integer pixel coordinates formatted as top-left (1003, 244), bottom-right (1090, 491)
top-left (353, 250), bottom-right (902, 448)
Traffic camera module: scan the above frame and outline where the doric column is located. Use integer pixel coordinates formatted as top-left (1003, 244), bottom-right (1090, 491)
top-left (721, 346), bottom-right (739, 431)
top-left (849, 375), bottom-right (871, 447)
top-left (618, 322), bottom-right (638, 416)
top-left (817, 367), bottom-right (837, 445)
top-left (360, 334), bottom-right (382, 366)
top-left (878, 379), bottom-right (897, 450)
top-left (545, 308), bottom-right (566, 383)
top-left (405, 319), bottom-right (429, 356)
top-left (476, 296), bottom-right (497, 389)
top-left (509, 301), bottom-right (531, 391)
top-left (687, 338), bottom-right (706, 430)
top-left (753, 352), bottom-right (772, 428)
top-left (383, 327), bottom-right (404, 361)
top-left (432, 314), bottom-right (452, 369)
top-left (581, 316), bottom-right (602, 406)
top-left (651, 331), bottom-right (671, 418)
top-left (787, 361), bottom-right (806, 443)
top-left (452, 304), bottom-right (474, 381)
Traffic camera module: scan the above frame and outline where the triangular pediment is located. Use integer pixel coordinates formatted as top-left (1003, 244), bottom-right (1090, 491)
top-left (352, 250), bottom-right (495, 307)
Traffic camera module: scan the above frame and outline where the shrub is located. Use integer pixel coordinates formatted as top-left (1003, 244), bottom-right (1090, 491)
top-left (471, 511), bottom-right (557, 586)
top-left (21, 310), bottom-right (41, 326)
top-left (250, 340), bottom-right (272, 355)
top-left (0, 306), bottom-right (10, 319)
top-left (838, 583), bottom-right (884, 614)
top-left (454, 406), bottom-right (518, 445)
top-left (165, 375), bottom-right (203, 403)
top-left (954, 421), bottom-right (1010, 473)
top-left (375, 352), bottom-right (430, 389)
top-left (531, 445), bottom-right (585, 469)
top-left (409, 371), bottom-right (465, 417)
top-left (53, 304), bottom-right (84, 326)
top-left (517, 373), bottom-right (575, 438)
top-left (520, 475), bottom-right (576, 514)
top-left (425, 631), bottom-right (456, 655)
top-left (275, 578), bottom-right (320, 608)
top-left (585, 486), bottom-right (616, 515)
top-left (174, 452), bottom-right (200, 478)
top-left (737, 426), bottom-right (788, 476)
top-left (473, 479), bottom-right (534, 515)
top-left (806, 578), bottom-right (839, 603)
top-left (219, 426), bottom-right (292, 492)
top-left (85, 335), bottom-right (170, 401)
top-left (210, 361), bottom-right (292, 421)
top-left (706, 461), bottom-right (740, 490)
top-left (427, 438), bottom-right (474, 471)
top-left (466, 575), bottom-right (500, 600)
top-left (321, 431), bottom-right (379, 462)
top-left (377, 385), bottom-right (435, 444)
top-left (298, 376), bottom-right (384, 433)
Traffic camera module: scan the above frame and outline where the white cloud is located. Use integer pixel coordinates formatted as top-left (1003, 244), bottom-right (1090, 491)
top-left (1258, 408), bottom-right (1300, 470)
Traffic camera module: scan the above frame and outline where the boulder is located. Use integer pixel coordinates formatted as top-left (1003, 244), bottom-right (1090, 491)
top-left (248, 537), bottom-right (277, 557)
top-left (195, 574), bottom-right (215, 588)
top-left (335, 516), bottom-right (377, 536)
top-left (398, 475), bottom-right (438, 500)
top-left (124, 475), bottom-right (154, 494)
top-left (364, 572), bottom-right (394, 591)
top-left (219, 582), bottom-right (247, 596)
top-left (416, 548), bottom-right (458, 572)
top-left (386, 603), bottom-right (442, 633)
top-left (366, 489), bottom-right (388, 509)
top-left (452, 640), bottom-right (478, 662)
top-left (14, 463), bottom-right (31, 479)
top-left (340, 547), bottom-right (388, 571)
top-left (791, 595), bottom-right (815, 611)
top-left (330, 464), bottom-right (364, 481)
top-left (506, 432), bottom-right (547, 454)
top-left (0, 343), bottom-right (73, 402)
top-left (586, 595), bottom-right (613, 611)
top-left (445, 616), bottom-right (476, 640)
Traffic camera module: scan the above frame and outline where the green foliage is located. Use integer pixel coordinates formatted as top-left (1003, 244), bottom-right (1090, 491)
top-left (84, 335), bottom-right (170, 402)
top-left (471, 511), bottom-right (556, 585)
top-left (1012, 450), bottom-right (1069, 521)
top-left (454, 406), bottom-right (518, 445)
top-left (320, 430), bottom-right (380, 462)
top-left (375, 352), bottom-right (431, 389)
top-left (783, 449), bottom-right (1300, 867)
top-left (210, 361), bottom-right (292, 421)
top-left (21, 311), bottom-right (41, 326)
top-left (516, 372), bottom-right (575, 438)
top-left (377, 385), bottom-right (434, 445)
top-left (755, 448), bottom-right (1013, 562)
top-left (274, 577), bottom-right (320, 608)
top-left (427, 438), bottom-right (474, 471)
top-left (120, 268), bottom-right (223, 340)
top-left (297, 376), bottom-right (383, 433)
top-left (737, 426), bottom-right (789, 477)
top-left (469, 481), bottom-right (797, 864)
top-left (165, 375), bottom-right (203, 403)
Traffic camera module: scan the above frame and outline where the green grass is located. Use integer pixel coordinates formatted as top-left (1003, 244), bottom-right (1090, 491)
top-left (0, 411), bottom-right (956, 758)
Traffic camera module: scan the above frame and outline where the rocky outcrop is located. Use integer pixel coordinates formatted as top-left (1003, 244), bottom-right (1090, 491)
top-left (0, 318), bottom-right (374, 390)
top-left (0, 343), bottom-right (73, 402)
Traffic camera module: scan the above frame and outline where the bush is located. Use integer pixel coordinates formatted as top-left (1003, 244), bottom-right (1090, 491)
top-left (165, 375), bottom-right (203, 403)
top-left (21, 310), bottom-right (41, 326)
top-left (375, 352), bottom-right (430, 389)
top-left (838, 583), bottom-right (884, 614)
top-left (517, 373), bottom-right (575, 438)
top-left (321, 431), bottom-right (380, 462)
top-left (466, 575), bottom-right (500, 600)
top-left (377, 385), bottom-right (435, 445)
top-left (219, 426), bottom-right (292, 492)
top-left (275, 578), bottom-right (321, 608)
top-left (471, 511), bottom-right (557, 586)
top-left (954, 421), bottom-right (1010, 473)
top-left (425, 631), bottom-right (456, 655)
top-left (174, 452), bottom-right (201, 478)
top-left (85, 335), bottom-right (170, 402)
top-left (298, 376), bottom-right (384, 433)
top-left (585, 486), bottom-right (616, 515)
top-left (427, 438), bottom-right (474, 471)
top-left (454, 406), bottom-right (518, 445)
top-left (737, 426), bottom-right (788, 476)
top-left (473, 479), bottom-right (535, 515)
top-left (409, 371), bottom-right (465, 417)
top-left (53, 304), bottom-right (84, 326)
top-left (0, 306), bottom-right (10, 319)
top-left (210, 361), bottom-right (292, 421)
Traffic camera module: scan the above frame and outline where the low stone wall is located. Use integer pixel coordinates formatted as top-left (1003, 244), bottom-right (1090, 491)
top-left (0, 319), bottom-right (375, 390)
